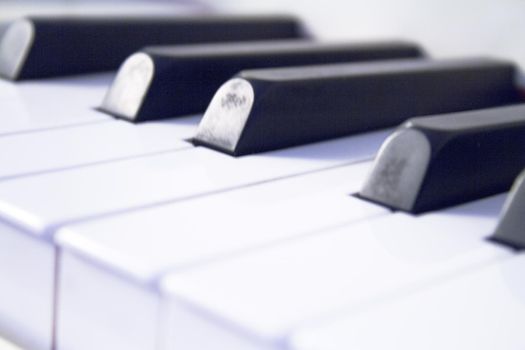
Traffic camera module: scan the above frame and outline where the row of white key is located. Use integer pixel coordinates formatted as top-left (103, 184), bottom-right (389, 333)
top-left (0, 133), bottom-right (388, 349)
top-left (0, 73), bottom-right (392, 349)
top-left (52, 175), bottom-right (512, 350)
top-left (54, 162), bottom-right (386, 350)
top-left (0, 61), bottom-right (523, 350)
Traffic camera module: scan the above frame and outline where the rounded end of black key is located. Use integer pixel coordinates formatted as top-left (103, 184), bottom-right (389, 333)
top-left (360, 105), bottom-right (525, 213)
top-left (0, 18), bottom-right (34, 81)
top-left (100, 52), bottom-right (155, 121)
top-left (359, 128), bottom-right (432, 212)
top-left (194, 78), bottom-right (254, 155)
top-left (491, 170), bottom-right (525, 250)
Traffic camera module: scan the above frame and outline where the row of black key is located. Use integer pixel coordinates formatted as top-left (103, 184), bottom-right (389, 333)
top-left (100, 40), bottom-right (423, 121)
top-left (0, 15), bottom-right (305, 80)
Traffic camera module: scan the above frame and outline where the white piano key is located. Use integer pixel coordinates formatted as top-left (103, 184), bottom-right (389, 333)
top-left (291, 253), bottom-right (525, 350)
top-left (0, 129), bottom-right (389, 350)
top-left (0, 116), bottom-right (198, 180)
top-left (56, 161), bottom-right (384, 278)
top-left (0, 129), bottom-right (390, 234)
top-left (158, 194), bottom-right (511, 350)
top-left (55, 162), bottom-right (388, 350)
top-left (0, 74), bottom-right (111, 136)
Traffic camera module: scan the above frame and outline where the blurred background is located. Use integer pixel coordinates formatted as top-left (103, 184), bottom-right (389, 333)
top-left (0, 0), bottom-right (524, 71)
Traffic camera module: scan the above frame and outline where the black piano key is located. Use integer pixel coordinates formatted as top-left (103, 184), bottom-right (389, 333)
top-left (100, 40), bottom-right (424, 121)
top-left (101, 41), bottom-right (423, 122)
top-left (193, 58), bottom-right (520, 156)
top-left (0, 15), bottom-right (305, 80)
top-left (358, 104), bottom-right (525, 213)
top-left (490, 170), bottom-right (525, 250)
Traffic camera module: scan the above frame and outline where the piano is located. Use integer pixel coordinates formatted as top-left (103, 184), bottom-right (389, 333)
top-left (0, 1), bottom-right (524, 349)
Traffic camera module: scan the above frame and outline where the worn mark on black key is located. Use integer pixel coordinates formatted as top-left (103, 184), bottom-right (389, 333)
top-left (221, 93), bottom-right (247, 109)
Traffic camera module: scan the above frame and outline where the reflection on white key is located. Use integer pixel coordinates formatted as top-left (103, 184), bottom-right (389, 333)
top-left (0, 116), bottom-right (198, 180)
top-left (0, 74), bottom-right (110, 136)
top-left (0, 129), bottom-right (389, 350)
top-left (292, 253), bottom-right (525, 350)
top-left (55, 162), bottom-right (387, 350)
top-left (158, 195), bottom-right (510, 350)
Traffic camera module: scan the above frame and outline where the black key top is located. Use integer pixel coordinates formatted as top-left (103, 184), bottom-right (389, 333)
top-left (0, 15), bottom-right (304, 80)
top-left (359, 104), bottom-right (525, 213)
top-left (193, 58), bottom-right (520, 156)
top-left (101, 40), bottom-right (424, 121)
top-left (490, 169), bottom-right (525, 250)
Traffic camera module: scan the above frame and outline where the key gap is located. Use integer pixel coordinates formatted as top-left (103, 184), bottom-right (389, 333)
top-left (0, 119), bottom-right (110, 138)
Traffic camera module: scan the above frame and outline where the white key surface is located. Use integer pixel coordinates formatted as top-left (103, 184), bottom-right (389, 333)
top-left (0, 74), bottom-right (111, 136)
top-left (291, 252), bottom-right (525, 350)
top-left (160, 195), bottom-right (509, 347)
top-left (0, 129), bottom-right (390, 236)
top-left (0, 115), bottom-right (198, 180)
top-left (56, 161), bottom-right (387, 281)
top-left (0, 94), bottom-right (388, 349)
top-left (54, 162), bottom-right (387, 350)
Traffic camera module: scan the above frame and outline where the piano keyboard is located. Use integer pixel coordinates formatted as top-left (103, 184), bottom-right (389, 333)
top-left (0, 7), bottom-right (524, 350)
